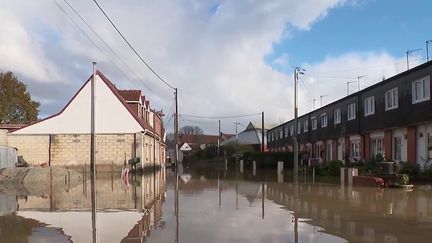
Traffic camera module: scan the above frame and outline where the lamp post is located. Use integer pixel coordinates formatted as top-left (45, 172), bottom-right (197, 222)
top-left (293, 67), bottom-right (305, 184)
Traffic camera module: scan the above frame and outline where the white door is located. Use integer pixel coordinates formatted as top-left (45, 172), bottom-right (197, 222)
top-left (417, 126), bottom-right (427, 168)
top-left (338, 139), bottom-right (344, 161)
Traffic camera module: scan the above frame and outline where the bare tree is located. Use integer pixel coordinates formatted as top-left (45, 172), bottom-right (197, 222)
top-left (179, 126), bottom-right (204, 135)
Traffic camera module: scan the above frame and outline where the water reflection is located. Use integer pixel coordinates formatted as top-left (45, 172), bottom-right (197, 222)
top-left (0, 168), bottom-right (166, 243)
top-left (1, 165), bottom-right (432, 242)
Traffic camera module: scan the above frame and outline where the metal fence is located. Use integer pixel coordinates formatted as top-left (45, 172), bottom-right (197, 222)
top-left (0, 146), bottom-right (17, 169)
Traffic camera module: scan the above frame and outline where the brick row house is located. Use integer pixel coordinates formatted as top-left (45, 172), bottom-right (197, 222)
top-left (268, 61), bottom-right (432, 168)
top-left (5, 71), bottom-right (166, 170)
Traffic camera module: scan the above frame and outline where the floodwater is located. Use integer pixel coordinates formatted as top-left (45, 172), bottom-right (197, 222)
top-left (1, 165), bottom-right (432, 243)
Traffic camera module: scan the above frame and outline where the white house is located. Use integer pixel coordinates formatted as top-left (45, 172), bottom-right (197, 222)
top-left (7, 71), bottom-right (166, 169)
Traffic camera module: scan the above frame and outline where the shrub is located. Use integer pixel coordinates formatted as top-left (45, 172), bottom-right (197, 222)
top-left (397, 161), bottom-right (420, 178)
top-left (325, 160), bottom-right (344, 176)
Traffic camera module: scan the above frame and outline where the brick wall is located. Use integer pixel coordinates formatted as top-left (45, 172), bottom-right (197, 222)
top-left (50, 134), bottom-right (135, 166)
top-left (7, 135), bottom-right (50, 165)
top-left (7, 133), bottom-right (165, 168)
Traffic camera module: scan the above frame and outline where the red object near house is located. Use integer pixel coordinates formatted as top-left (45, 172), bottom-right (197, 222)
top-left (353, 176), bottom-right (384, 187)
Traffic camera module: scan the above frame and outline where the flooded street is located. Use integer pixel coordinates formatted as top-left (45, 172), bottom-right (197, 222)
top-left (1, 165), bottom-right (432, 243)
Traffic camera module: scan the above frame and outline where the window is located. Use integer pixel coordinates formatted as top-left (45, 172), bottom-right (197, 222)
top-left (334, 108), bottom-right (341, 124)
top-left (311, 117), bottom-right (317, 130)
top-left (371, 138), bottom-right (384, 156)
top-left (279, 129), bottom-right (283, 139)
top-left (350, 140), bottom-right (360, 159)
top-left (316, 144), bottom-right (322, 158)
top-left (320, 113), bottom-right (328, 128)
top-left (284, 127), bottom-right (289, 137)
top-left (297, 123), bottom-right (301, 134)
top-left (394, 137), bottom-right (402, 161)
top-left (385, 88), bottom-right (398, 110)
top-left (364, 96), bottom-right (375, 116)
top-left (304, 120), bottom-right (308, 132)
top-left (289, 126), bottom-right (294, 136)
top-left (347, 103), bottom-right (356, 121)
top-left (412, 75), bottom-right (430, 103)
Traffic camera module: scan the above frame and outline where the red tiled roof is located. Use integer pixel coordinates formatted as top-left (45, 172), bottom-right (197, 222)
top-left (118, 90), bottom-right (141, 102)
top-left (179, 134), bottom-right (219, 145)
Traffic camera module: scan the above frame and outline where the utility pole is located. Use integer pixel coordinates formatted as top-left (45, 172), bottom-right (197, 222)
top-left (90, 62), bottom-right (96, 174)
top-left (261, 111), bottom-right (265, 152)
top-left (406, 48), bottom-right (422, 70)
top-left (427, 40), bottom-right (432, 62)
top-left (90, 61), bottom-right (97, 243)
top-left (293, 67), bottom-right (304, 184)
top-left (319, 95), bottom-right (327, 107)
top-left (218, 120), bottom-right (221, 157)
top-left (174, 88), bottom-right (179, 167)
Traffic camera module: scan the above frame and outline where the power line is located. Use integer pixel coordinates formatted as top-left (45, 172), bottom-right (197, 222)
top-left (54, 1), bottom-right (132, 82)
top-left (92, 0), bottom-right (175, 90)
top-left (180, 113), bottom-right (261, 119)
top-left (62, 0), bottom-right (153, 92)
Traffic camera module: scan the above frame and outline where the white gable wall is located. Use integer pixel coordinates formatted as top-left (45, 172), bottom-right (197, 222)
top-left (13, 75), bottom-right (143, 135)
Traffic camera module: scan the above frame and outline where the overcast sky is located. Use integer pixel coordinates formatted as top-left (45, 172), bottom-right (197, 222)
top-left (0, 0), bottom-right (431, 135)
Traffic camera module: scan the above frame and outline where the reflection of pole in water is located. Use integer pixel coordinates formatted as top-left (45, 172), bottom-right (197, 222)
top-left (236, 182), bottom-right (239, 210)
top-left (91, 162), bottom-right (97, 243)
top-left (294, 214), bottom-right (298, 243)
top-left (261, 183), bottom-right (265, 219)
top-left (218, 172), bottom-right (221, 209)
top-left (175, 168), bottom-right (179, 242)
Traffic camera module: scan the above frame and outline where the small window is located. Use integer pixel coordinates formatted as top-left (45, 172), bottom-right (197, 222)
top-left (364, 96), bottom-right (375, 116)
top-left (304, 120), bottom-right (308, 132)
top-left (385, 88), bottom-right (398, 111)
top-left (334, 108), bottom-right (341, 124)
top-left (347, 103), bottom-right (356, 121)
top-left (289, 126), bottom-right (294, 136)
top-left (394, 137), bottom-right (402, 160)
top-left (412, 75), bottom-right (430, 104)
top-left (284, 127), bottom-right (289, 137)
top-left (311, 117), bottom-right (317, 130)
top-left (279, 129), bottom-right (283, 139)
top-left (297, 123), bottom-right (301, 134)
top-left (320, 113), bottom-right (328, 128)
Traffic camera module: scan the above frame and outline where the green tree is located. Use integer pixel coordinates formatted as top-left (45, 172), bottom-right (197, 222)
top-left (0, 71), bottom-right (40, 123)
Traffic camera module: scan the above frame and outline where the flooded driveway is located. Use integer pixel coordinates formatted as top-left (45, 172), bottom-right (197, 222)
top-left (1, 165), bottom-right (432, 242)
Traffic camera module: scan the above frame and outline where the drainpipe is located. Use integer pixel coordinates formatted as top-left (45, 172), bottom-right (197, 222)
top-left (141, 131), bottom-right (146, 171)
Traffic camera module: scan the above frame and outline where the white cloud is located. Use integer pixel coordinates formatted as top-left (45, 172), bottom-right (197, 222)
top-left (2, 0), bottom-right (417, 135)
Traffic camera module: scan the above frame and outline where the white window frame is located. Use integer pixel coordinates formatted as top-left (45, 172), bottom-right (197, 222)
top-left (320, 113), bottom-right (328, 128)
top-left (284, 127), bottom-right (289, 137)
top-left (289, 126), bottom-right (294, 136)
top-left (412, 75), bottom-right (430, 104)
top-left (364, 96), bottom-right (375, 116)
top-left (371, 137), bottom-right (384, 156)
top-left (303, 120), bottom-right (308, 132)
top-left (311, 117), bottom-right (317, 130)
top-left (279, 129), bottom-right (283, 139)
top-left (334, 108), bottom-right (341, 124)
top-left (347, 103), bottom-right (356, 121)
top-left (394, 136), bottom-right (402, 161)
top-left (297, 123), bottom-right (301, 134)
top-left (385, 88), bottom-right (398, 111)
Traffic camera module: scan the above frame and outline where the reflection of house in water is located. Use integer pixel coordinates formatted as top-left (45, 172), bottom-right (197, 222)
top-left (0, 169), bottom-right (167, 242)
top-left (265, 183), bottom-right (432, 243)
